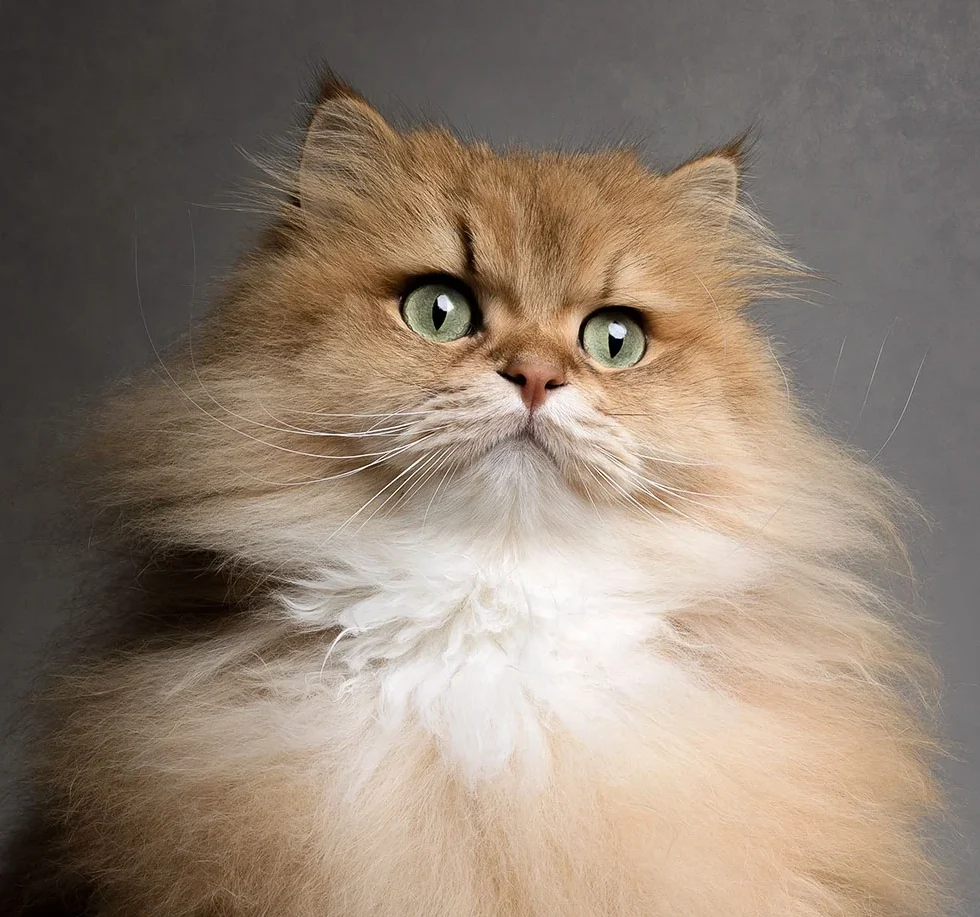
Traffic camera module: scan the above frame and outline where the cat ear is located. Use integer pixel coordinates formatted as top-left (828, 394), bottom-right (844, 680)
top-left (663, 140), bottom-right (745, 228)
top-left (297, 74), bottom-right (398, 210)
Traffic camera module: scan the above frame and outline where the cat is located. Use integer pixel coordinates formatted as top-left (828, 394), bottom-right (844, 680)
top-left (8, 74), bottom-right (947, 916)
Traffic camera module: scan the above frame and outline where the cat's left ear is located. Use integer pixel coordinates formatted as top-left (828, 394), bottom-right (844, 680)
top-left (662, 140), bottom-right (745, 228)
top-left (296, 73), bottom-right (398, 210)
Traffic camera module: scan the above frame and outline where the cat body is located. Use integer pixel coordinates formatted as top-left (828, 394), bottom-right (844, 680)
top-left (18, 78), bottom-right (945, 916)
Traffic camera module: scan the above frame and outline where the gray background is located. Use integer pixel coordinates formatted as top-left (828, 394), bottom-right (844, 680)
top-left (1, 0), bottom-right (977, 909)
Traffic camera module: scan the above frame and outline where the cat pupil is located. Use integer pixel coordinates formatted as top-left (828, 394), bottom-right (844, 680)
top-left (432, 293), bottom-right (453, 331)
top-left (608, 321), bottom-right (627, 358)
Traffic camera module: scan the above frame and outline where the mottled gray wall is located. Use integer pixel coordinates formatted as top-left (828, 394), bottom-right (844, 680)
top-left (1, 0), bottom-right (977, 907)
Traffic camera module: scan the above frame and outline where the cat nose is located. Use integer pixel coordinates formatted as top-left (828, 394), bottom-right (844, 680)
top-left (497, 360), bottom-right (567, 412)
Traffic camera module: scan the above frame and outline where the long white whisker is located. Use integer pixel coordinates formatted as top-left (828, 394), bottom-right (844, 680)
top-left (185, 368), bottom-right (425, 440)
top-left (824, 334), bottom-right (847, 412)
top-left (627, 471), bottom-right (728, 502)
top-left (180, 218), bottom-right (426, 445)
top-left (627, 438), bottom-right (737, 467)
top-left (872, 351), bottom-right (927, 462)
top-left (591, 465), bottom-right (671, 529)
top-left (694, 271), bottom-right (726, 362)
top-left (768, 338), bottom-right (791, 401)
top-left (595, 448), bottom-right (726, 503)
top-left (422, 445), bottom-right (463, 532)
top-left (227, 438), bottom-right (433, 487)
top-left (279, 408), bottom-right (438, 419)
top-left (595, 449), bottom-right (712, 526)
top-left (326, 453), bottom-right (434, 544)
top-left (633, 455), bottom-right (738, 469)
top-left (383, 448), bottom-right (452, 520)
top-left (402, 445), bottom-right (460, 515)
top-left (846, 318), bottom-right (896, 444)
top-left (136, 221), bottom-right (425, 462)
top-left (579, 463), bottom-right (607, 519)
top-left (638, 476), bottom-right (726, 502)
top-left (252, 400), bottom-right (424, 438)
top-left (346, 453), bottom-right (443, 538)
top-left (633, 482), bottom-right (717, 517)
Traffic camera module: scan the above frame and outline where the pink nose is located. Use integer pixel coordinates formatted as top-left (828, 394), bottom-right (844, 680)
top-left (498, 360), bottom-right (567, 412)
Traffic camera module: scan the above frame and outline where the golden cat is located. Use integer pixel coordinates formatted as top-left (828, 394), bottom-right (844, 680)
top-left (17, 76), bottom-right (946, 916)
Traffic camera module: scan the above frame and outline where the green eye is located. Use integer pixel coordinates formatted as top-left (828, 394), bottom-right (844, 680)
top-left (580, 309), bottom-right (646, 368)
top-left (401, 281), bottom-right (475, 342)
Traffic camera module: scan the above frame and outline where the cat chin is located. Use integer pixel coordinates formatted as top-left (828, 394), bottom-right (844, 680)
top-left (444, 436), bottom-right (593, 530)
top-left (479, 434), bottom-right (558, 475)
top-left (462, 436), bottom-right (560, 493)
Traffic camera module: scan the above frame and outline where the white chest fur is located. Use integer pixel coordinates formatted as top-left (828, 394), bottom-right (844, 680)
top-left (280, 518), bottom-right (758, 783)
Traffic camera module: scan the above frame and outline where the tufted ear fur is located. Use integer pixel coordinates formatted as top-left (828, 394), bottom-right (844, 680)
top-left (663, 139), bottom-right (746, 228)
top-left (297, 74), bottom-right (399, 211)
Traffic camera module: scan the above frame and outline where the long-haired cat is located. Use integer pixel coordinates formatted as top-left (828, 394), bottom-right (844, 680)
top-left (11, 75), bottom-right (947, 916)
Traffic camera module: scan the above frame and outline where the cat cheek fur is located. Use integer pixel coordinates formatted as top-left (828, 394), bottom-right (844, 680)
top-left (32, 76), bottom-right (947, 917)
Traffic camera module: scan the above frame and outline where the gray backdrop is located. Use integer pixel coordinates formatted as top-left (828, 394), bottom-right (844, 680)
top-left (1, 0), bottom-right (977, 909)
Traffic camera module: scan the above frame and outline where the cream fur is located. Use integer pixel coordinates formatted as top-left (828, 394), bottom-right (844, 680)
top-left (26, 77), bottom-right (948, 917)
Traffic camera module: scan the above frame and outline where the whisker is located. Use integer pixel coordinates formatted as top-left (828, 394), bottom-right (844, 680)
top-left (872, 350), bottom-right (927, 462)
top-left (846, 317), bottom-right (896, 445)
top-left (383, 448), bottom-right (452, 520)
top-left (578, 463), bottom-right (607, 519)
top-left (326, 453), bottom-right (435, 544)
top-left (633, 482), bottom-right (717, 516)
top-left (590, 465), bottom-right (671, 530)
top-left (628, 438), bottom-right (754, 471)
top-left (606, 459), bottom-right (729, 502)
top-left (635, 475), bottom-right (727, 502)
top-left (632, 453), bottom-right (735, 469)
top-left (279, 408), bottom-right (439, 419)
top-left (346, 453), bottom-right (444, 538)
top-left (135, 217), bottom-right (427, 464)
top-left (252, 400), bottom-right (424, 438)
top-left (422, 445), bottom-right (464, 532)
top-left (694, 271), bottom-right (727, 362)
top-left (767, 338), bottom-right (791, 401)
top-left (224, 438), bottom-right (431, 488)
top-left (595, 448), bottom-right (712, 526)
top-left (824, 334), bottom-right (847, 412)
top-left (180, 215), bottom-right (431, 445)
top-left (185, 366), bottom-right (425, 441)
top-left (403, 446), bottom-right (461, 515)
top-left (263, 404), bottom-right (439, 434)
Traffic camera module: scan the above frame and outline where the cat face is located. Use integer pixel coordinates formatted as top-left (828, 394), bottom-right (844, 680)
top-left (128, 80), bottom-right (803, 555)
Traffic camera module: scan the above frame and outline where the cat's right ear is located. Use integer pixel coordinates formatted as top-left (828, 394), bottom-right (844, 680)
top-left (296, 74), bottom-right (398, 210)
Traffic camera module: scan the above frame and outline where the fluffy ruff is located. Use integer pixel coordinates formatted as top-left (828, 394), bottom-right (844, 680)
top-left (40, 455), bottom-right (945, 916)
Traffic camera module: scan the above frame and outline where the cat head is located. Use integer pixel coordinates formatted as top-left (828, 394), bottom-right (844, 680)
top-left (99, 76), bottom-right (832, 567)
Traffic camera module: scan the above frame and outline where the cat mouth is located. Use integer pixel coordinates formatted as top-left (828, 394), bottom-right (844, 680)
top-left (467, 424), bottom-right (563, 477)
top-left (507, 424), bottom-right (556, 460)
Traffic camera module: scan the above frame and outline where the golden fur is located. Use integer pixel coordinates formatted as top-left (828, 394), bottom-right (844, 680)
top-left (24, 77), bottom-right (947, 916)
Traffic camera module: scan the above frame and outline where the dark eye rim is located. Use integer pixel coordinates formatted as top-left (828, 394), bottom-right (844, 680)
top-left (398, 272), bottom-right (482, 336)
top-left (578, 306), bottom-right (649, 365)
